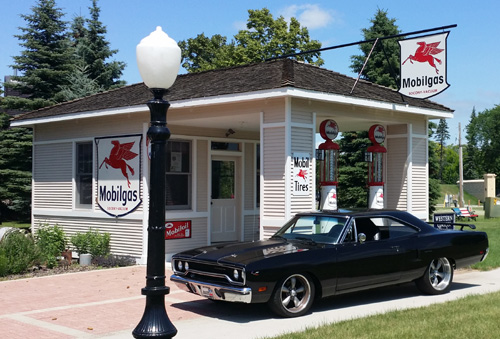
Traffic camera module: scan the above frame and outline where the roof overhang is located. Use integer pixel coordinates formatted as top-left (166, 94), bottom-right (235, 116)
top-left (11, 87), bottom-right (453, 128)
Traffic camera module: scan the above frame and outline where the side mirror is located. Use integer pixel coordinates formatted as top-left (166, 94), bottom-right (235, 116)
top-left (358, 233), bottom-right (367, 244)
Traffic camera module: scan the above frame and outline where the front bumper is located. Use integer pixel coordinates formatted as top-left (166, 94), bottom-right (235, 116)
top-left (170, 274), bottom-right (252, 303)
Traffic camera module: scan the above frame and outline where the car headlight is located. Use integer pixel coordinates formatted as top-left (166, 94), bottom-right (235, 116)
top-left (185, 262), bottom-right (189, 271)
top-left (177, 260), bottom-right (183, 271)
top-left (233, 269), bottom-right (239, 280)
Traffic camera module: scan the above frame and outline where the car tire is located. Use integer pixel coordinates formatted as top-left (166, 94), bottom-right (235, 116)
top-left (268, 273), bottom-right (315, 317)
top-left (416, 257), bottom-right (453, 295)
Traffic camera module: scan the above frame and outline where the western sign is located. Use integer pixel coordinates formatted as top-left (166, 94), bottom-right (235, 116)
top-left (399, 32), bottom-right (450, 99)
top-left (96, 134), bottom-right (142, 217)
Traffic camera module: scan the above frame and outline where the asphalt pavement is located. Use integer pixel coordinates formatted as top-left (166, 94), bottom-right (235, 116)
top-left (0, 265), bottom-right (499, 339)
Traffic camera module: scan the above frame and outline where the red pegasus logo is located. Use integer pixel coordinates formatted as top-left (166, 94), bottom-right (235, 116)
top-left (296, 169), bottom-right (308, 181)
top-left (402, 41), bottom-right (444, 74)
top-left (99, 140), bottom-right (138, 188)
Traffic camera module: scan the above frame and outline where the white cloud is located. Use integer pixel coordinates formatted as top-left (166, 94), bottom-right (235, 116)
top-left (279, 4), bottom-right (335, 30)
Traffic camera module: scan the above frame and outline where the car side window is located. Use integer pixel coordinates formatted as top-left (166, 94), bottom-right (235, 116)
top-left (352, 217), bottom-right (418, 242)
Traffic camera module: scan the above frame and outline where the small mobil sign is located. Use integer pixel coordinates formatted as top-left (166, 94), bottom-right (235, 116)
top-left (165, 220), bottom-right (192, 239)
top-left (293, 152), bottom-right (311, 196)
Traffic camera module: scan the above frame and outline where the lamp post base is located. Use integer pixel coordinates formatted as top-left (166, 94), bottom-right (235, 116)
top-left (132, 286), bottom-right (177, 338)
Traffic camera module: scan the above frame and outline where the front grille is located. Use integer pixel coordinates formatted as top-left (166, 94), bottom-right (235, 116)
top-left (173, 259), bottom-right (245, 286)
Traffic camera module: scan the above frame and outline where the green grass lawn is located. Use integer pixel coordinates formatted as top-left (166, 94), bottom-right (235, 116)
top-left (268, 291), bottom-right (500, 339)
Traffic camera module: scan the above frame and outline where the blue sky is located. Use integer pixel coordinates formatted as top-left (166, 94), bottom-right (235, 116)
top-left (1, 1), bottom-right (499, 144)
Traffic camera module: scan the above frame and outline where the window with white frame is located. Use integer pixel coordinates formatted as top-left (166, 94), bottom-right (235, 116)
top-left (75, 142), bottom-right (93, 207)
top-left (165, 140), bottom-right (191, 210)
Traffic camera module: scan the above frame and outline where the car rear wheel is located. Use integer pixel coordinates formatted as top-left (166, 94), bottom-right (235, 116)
top-left (416, 257), bottom-right (453, 294)
top-left (269, 273), bottom-right (315, 317)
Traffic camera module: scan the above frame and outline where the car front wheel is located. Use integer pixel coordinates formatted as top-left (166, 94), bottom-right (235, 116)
top-left (269, 273), bottom-right (315, 317)
top-left (416, 257), bottom-right (453, 294)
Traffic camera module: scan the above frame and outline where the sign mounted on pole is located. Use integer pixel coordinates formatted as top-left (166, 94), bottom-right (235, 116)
top-left (398, 32), bottom-right (450, 99)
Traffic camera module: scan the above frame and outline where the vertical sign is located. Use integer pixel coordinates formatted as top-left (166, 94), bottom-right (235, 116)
top-left (96, 134), bottom-right (142, 217)
top-left (293, 152), bottom-right (311, 196)
top-left (399, 32), bottom-right (450, 99)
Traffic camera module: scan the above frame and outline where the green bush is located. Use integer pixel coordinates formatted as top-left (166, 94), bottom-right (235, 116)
top-left (0, 252), bottom-right (8, 277)
top-left (71, 229), bottom-right (110, 257)
top-left (35, 224), bottom-right (67, 268)
top-left (0, 229), bottom-right (40, 274)
top-left (88, 229), bottom-right (110, 257)
top-left (71, 232), bottom-right (90, 255)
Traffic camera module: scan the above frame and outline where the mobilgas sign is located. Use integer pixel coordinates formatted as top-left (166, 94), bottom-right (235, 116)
top-left (293, 153), bottom-right (311, 196)
top-left (96, 134), bottom-right (142, 217)
top-left (398, 32), bottom-right (450, 99)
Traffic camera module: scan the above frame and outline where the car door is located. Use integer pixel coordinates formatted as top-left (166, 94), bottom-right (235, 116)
top-left (335, 217), bottom-right (405, 291)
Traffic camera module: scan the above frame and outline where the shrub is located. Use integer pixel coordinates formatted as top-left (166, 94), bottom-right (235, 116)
top-left (71, 229), bottom-right (110, 257)
top-left (70, 232), bottom-right (90, 255)
top-left (88, 229), bottom-right (110, 257)
top-left (35, 224), bottom-right (67, 268)
top-left (0, 251), bottom-right (8, 277)
top-left (0, 229), bottom-right (40, 274)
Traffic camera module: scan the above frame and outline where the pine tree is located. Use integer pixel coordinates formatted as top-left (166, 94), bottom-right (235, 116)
top-left (338, 131), bottom-right (370, 208)
top-left (435, 119), bottom-right (450, 182)
top-left (73, 0), bottom-right (126, 89)
top-left (4, 0), bottom-right (74, 111)
top-left (350, 8), bottom-right (402, 89)
top-left (464, 108), bottom-right (481, 179)
top-left (0, 113), bottom-right (32, 221)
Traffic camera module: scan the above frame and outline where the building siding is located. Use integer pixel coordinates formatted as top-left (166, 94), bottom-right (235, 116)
top-left (262, 126), bottom-right (286, 218)
top-left (386, 137), bottom-right (408, 210)
top-left (33, 143), bottom-right (73, 209)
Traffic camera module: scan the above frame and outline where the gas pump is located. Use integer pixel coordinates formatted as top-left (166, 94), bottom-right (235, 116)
top-left (317, 120), bottom-right (340, 211)
top-left (367, 124), bottom-right (386, 209)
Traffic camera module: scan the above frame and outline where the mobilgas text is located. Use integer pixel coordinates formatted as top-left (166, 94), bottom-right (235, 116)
top-left (99, 185), bottom-right (138, 206)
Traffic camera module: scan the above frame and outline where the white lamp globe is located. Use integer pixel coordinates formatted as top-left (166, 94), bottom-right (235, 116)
top-left (136, 26), bottom-right (181, 89)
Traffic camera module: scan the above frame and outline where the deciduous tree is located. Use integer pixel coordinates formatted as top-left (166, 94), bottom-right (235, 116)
top-left (180, 8), bottom-right (323, 73)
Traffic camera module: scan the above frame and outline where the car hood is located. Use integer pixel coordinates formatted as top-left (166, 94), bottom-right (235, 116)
top-left (174, 238), bottom-right (315, 266)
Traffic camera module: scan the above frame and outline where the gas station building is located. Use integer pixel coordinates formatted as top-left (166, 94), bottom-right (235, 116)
top-left (12, 59), bottom-right (453, 262)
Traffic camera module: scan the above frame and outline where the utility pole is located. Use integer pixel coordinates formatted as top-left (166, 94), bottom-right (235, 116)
top-left (458, 123), bottom-right (464, 207)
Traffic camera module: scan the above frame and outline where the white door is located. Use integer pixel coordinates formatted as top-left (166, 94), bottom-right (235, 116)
top-left (211, 156), bottom-right (240, 242)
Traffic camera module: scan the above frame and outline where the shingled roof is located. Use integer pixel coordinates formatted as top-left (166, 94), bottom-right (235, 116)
top-left (13, 58), bottom-right (452, 122)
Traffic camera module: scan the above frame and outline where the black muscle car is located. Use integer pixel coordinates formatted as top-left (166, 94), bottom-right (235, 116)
top-left (170, 210), bottom-right (489, 317)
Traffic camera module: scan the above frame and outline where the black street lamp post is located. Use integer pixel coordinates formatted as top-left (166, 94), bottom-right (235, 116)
top-left (133, 26), bottom-right (181, 339)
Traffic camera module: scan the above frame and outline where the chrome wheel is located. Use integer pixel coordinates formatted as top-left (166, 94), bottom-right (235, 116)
top-left (416, 257), bottom-right (453, 295)
top-left (428, 258), bottom-right (452, 290)
top-left (269, 273), bottom-right (314, 317)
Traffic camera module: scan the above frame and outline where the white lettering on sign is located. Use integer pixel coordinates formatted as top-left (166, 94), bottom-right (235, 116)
top-left (293, 152), bottom-right (311, 196)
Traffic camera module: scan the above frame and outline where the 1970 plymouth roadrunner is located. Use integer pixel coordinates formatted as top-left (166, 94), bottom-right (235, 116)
top-left (170, 210), bottom-right (489, 317)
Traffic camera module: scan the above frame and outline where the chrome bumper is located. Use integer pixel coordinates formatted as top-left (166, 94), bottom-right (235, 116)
top-left (170, 274), bottom-right (252, 303)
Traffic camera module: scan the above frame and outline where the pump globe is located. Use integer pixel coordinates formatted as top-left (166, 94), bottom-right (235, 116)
top-left (136, 26), bottom-right (181, 89)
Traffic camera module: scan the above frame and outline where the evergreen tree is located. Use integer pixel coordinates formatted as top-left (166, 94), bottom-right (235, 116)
top-left (435, 119), bottom-right (450, 182)
top-left (3, 0), bottom-right (74, 111)
top-left (180, 8), bottom-right (323, 73)
top-left (72, 0), bottom-right (126, 89)
top-left (350, 8), bottom-right (402, 89)
top-left (464, 107), bottom-right (481, 179)
top-left (0, 113), bottom-right (32, 221)
top-left (57, 64), bottom-right (103, 102)
top-left (338, 131), bottom-right (370, 208)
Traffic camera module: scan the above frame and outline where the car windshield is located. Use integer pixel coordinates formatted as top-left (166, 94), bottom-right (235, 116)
top-left (273, 215), bottom-right (349, 244)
